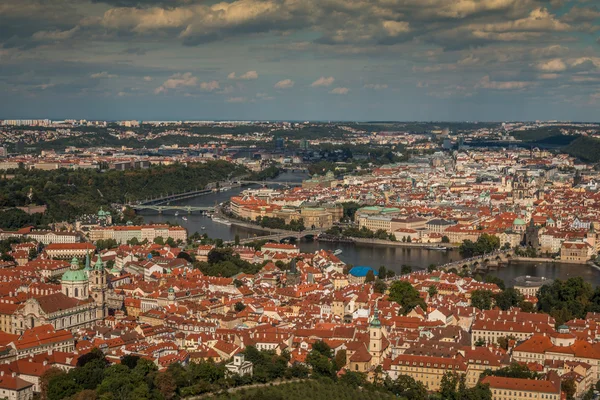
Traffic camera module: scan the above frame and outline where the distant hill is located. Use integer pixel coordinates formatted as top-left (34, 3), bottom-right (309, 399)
top-left (564, 136), bottom-right (600, 163)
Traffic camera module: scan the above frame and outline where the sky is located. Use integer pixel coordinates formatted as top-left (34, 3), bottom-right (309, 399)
top-left (1, 0), bottom-right (600, 121)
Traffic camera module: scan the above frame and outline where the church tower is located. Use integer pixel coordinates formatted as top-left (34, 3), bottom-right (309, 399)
top-left (369, 304), bottom-right (384, 365)
top-left (89, 255), bottom-right (107, 319)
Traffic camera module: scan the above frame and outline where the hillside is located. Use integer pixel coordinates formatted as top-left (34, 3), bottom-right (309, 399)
top-left (564, 136), bottom-right (600, 163)
top-left (211, 380), bottom-right (399, 400)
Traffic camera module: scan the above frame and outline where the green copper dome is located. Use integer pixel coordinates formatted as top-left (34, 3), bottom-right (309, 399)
top-left (94, 255), bottom-right (104, 271)
top-left (370, 306), bottom-right (381, 328)
top-left (61, 269), bottom-right (88, 282)
top-left (513, 218), bottom-right (526, 225)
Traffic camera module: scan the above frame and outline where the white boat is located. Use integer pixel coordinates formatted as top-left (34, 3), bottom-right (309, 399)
top-left (182, 217), bottom-right (188, 221)
top-left (201, 226), bottom-right (206, 230)
top-left (426, 245), bottom-right (448, 251)
top-left (333, 249), bottom-right (343, 256)
top-left (212, 217), bottom-right (232, 226)
top-left (175, 211), bottom-right (179, 217)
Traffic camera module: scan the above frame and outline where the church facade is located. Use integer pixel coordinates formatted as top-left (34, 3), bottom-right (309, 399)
top-left (14, 255), bottom-right (108, 334)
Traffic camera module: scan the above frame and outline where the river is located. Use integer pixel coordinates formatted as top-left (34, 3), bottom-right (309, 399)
top-left (139, 171), bottom-right (600, 286)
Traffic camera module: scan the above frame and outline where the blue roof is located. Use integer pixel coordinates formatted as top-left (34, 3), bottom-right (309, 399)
top-left (349, 266), bottom-right (378, 277)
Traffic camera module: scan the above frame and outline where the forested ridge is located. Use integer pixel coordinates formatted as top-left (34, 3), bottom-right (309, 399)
top-left (0, 161), bottom-right (246, 224)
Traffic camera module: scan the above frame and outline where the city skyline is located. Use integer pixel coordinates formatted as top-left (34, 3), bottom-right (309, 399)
top-left (1, 0), bottom-right (600, 121)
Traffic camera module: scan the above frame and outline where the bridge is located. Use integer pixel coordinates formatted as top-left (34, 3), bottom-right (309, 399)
top-left (226, 229), bottom-right (324, 245)
top-left (132, 188), bottom-right (214, 206)
top-left (129, 205), bottom-right (215, 213)
top-left (437, 249), bottom-right (514, 272)
top-left (236, 180), bottom-right (302, 187)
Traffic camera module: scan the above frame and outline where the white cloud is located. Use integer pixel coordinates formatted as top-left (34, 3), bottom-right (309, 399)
top-left (200, 80), bottom-right (220, 91)
top-left (477, 75), bottom-right (533, 90)
top-left (91, 71), bottom-right (118, 79)
top-left (143, 76), bottom-right (153, 82)
top-left (539, 73), bottom-right (559, 79)
top-left (330, 87), bottom-right (349, 95)
top-left (227, 96), bottom-right (247, 103)
top-left (32, 26), bottom-right (80, 41)
top-left (364, 83), bottom-right (388, 90)
top-left (228, 71), bottom-right (259, 80)
top-left (274, 79), bottom-right (294, 89)
top-left (536, 58), bottom-right (567, 72)
top-left (382, 21), bottom-right (410, 36)
top-left (310, 76), bottom-right (335, 87)
top-left (154, 72), bottom-right (198, 94)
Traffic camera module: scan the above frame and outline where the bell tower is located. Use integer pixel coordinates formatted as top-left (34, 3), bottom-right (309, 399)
top-left (89, 255), bottom-right (107, 319)
top-left (369, 304), bottom-right (384, 365)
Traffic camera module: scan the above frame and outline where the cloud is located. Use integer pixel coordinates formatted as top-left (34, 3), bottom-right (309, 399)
top-left (330, 87), bottom-right (349, 95)
top-left (274, 79), bottom-right (294, 89)
top-left (200, 80), bottom-right (220, 91)
top-left (143, 76), bottom-right (153, 81)
top-left (382, 21), bottom-right (410, 36)
top-left (477, 75), bottom-right (534, 90)
top-left (228, 71), bottom-right (259, 80)
top-left (154, 72), bottom-right (198, 94)
top-left (226, 97), bottom-right (247, 103)
top-left (364, 84), bottom-right (388, 90)
top-left (310, 76), bottom-right (335, 87)
top-left (91, 71), bottom-right (118, 79)
top-left (32, 26), bottom-right (80, 41)
top-left (536, 58), bottom-right (567, 72)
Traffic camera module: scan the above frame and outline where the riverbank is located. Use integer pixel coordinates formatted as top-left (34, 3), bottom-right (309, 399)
top-left (511, 256), bottom-right (588, 265)
top-left (349, 237), bottom-right (460, 249)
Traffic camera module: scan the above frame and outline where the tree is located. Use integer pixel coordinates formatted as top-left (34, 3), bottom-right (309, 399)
top-left (154, 371), bottom-right (177, 400)
top-left (335, 349), bottom-right (347, 368)
top-left (28, 246), bottom-right (37, 260)
top-left (484, 275), bottom-right (506, 291)
top-left (311, 341), bottom-right (332, 358)
top-left (40, 367), bottom-right (66, 400)
top-left (537, 277), bottom-right (594, 325)
top-left (427, 264), bottom-right (437, 273)
top-left (428, 285), bottom-right (438, 297)
top-left (339, 371), bottom-right (366, 387)
top-left (121, 354), bottom-right (140, 369)
top-left (234, 302), bottom-right (246, 312)
top-left (388, 281), bottom-right (426, 314)
top-left (378, 265), bottom-right (387, 278)
top-left (177, 251), bottom-right (194, 263)
top-left (459, 234), bottom-right (500, 257)
top-left (441, 235), bottom-right (450, 243)
top-left (493, 288), bottom-right (523, 311)
top-left (400, 265), bottom-right (412, 275)
top-left (234, 234), bottom-right (240, 245)
top-left (440, 372), bottom-right (460, 400)
top-left (47, 373), bottom-right (81, 400)
top-left (373, 280), bottom-right (387, 294)
top-left (76, 347), bottom-right (107, 367)
top-left (365, 269), bottom-right (375, 283)
top-left (386, 375), bottom-right (428, 400)
top-left (470, 290), bottom-right (493, 310)
top-left (481, 362), bottom-right (539, 379)
top-left (154, 236), bottom-right (165, 245)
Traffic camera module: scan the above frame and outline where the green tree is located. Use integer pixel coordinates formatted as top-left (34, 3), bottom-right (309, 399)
top-left (234, 234), bottom-right (240, 245)
top-left (365, 269), bottom-right (375, 283)
top-left (428, 285), bottom-right (438, 297)
top-left (470, 290), bottom-right (494, 310)
top-left (493, 288), bottom-right (523, 311)
top-left (400, 265), bottom-right (412, 275)
top-left (386, 375), bottom-right (428, 400)
top-left (373, 280), bottom-right (387, 294)
top-left (154, 371), bottom-right (177, 400)
top-left (234, 302), bottom-right (246, 312)
top-left (388, 281), bottom-right (426, 314)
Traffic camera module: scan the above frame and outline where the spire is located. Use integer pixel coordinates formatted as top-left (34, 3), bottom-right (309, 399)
top-left (70, 257), bottom-right (79, 270)
top-left (84, 250), bottom-right (91, 271)
top-left (94, 254), bottom-right (103, 271)
top-left (370, 303), bottom-right (381, 328)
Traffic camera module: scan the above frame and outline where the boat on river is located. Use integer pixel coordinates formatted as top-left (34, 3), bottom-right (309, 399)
top-left (426, 245), bottom-right (448, 251)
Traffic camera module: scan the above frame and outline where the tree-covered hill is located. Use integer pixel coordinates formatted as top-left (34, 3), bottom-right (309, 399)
top-left (0, 161), bottom-right (246, 223)
top-left (564, 136), bottom-right (600, 163)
